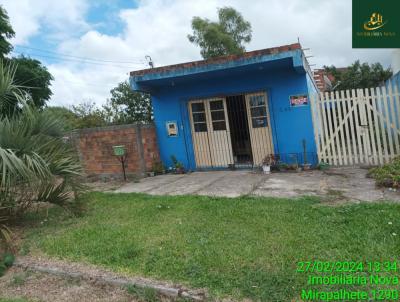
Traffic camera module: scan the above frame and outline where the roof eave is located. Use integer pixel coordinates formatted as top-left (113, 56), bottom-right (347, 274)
top-left (131, 49), bottom-right (304, 87)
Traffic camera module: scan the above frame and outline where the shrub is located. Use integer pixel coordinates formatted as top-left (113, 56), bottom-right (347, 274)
top-left (0, 60), bottom-right (84, 245)
top-left (369, 157), bottom-right (400, 188)
top-left (151, 158), bottom-right (164, 175)
top-left (0, 252), bottom-right (14, 277)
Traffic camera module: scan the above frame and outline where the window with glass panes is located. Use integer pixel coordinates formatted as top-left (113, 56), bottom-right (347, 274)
top-left (191, 102), bottom-right (207, 132)
top-left (249, 95), bottom-right (268, 128)
top-left (209, 100), bottom-right (226, 131)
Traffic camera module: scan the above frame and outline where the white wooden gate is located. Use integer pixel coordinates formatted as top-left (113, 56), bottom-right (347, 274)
top-left (310, 81), bottom-right (400, 166)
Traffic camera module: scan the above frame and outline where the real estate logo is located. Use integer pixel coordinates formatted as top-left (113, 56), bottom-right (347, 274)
top-left (352, 0), bottom-right (400, 48)
top-left (363, 13), bottom-right (386, 31)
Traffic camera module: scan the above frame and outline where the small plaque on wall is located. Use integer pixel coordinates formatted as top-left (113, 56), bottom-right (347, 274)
top-left (289, 95), bottom-right (308, 107)
top-left (166, 121), bottom-right (178, 137)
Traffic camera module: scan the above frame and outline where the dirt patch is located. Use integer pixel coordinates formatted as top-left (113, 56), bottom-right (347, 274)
top-left (0, 266), bottom-right (137, 302)
top-left (2, 256), bottom-right (207, 301)
top-left (84, 180), bottom-right (127, 192)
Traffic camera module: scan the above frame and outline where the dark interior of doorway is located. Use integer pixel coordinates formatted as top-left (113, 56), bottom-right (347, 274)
top-left (226, 95), bottom-right (253, 167)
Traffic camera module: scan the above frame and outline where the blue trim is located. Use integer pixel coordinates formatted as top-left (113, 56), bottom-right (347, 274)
top-left (131, 49), bottom-right (304, 85)
top-left (145, 58), bottom-right (317, 170)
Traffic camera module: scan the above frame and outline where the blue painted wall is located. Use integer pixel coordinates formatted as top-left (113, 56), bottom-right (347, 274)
top-left (147, 61), bottom-right (317, 170)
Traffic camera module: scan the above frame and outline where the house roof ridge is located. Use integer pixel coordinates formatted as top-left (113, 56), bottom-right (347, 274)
top-left (130, 42), bottom-right (301, 77)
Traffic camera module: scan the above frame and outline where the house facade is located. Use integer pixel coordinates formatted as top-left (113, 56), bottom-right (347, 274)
top-left (130, 43), bottom-right (318, 170)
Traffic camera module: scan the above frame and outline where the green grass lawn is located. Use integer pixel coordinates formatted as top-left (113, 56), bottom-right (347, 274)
top-left (0, 298), bottom-right (30, 302)
top-left (24, 193), bottom-right (400, 301)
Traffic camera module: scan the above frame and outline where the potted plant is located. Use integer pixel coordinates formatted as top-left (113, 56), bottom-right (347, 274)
top-left (171, 155), bottom-right (185, 174)
top-left (317, 162), bottom-right (330, 171)
top-left (175, 162), bottom-right (185, 174)
top-left (261, 155), bottom-right (273, 174)
top-left (277, 162), bottom-right (289, 172)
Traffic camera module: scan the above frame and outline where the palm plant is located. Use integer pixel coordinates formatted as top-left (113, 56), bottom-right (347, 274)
top-left (0, 60), bottom-right (83, 244)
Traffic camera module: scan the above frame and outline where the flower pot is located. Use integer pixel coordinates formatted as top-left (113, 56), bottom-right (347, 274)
top-left (176, 167), bottom-right (185, 174)
top-left (262, 164), bottom-right (271, 174)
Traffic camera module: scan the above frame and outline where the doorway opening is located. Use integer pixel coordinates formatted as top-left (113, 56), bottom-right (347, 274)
top-left (226, 95), bottom-right (253, 167)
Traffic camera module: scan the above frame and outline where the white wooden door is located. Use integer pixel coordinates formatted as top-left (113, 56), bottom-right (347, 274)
top-left (189, 98), bottom-right (234, 168)
top-left (205, 98), bottom-right (234, 167)
top-left (245, 92), bottom-right (274, 165)
top-left (188, 100), bottom-right (212, 167)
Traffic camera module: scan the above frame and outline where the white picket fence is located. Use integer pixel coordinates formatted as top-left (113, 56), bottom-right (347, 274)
top-left (310, 81), bottom-right (400, 166)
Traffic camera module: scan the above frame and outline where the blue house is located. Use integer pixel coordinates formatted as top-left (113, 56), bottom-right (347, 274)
top-left (130, 42), bottom-right (318, 170)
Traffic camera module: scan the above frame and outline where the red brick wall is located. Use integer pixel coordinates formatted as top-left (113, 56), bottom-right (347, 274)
top-left (141, 126), bottom-right (159, 172)
top-left (73, 124), bottom-right (159, 179)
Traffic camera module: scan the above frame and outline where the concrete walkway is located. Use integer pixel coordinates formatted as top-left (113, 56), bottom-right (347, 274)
top-left (115, 168), bottom-right (400, 202)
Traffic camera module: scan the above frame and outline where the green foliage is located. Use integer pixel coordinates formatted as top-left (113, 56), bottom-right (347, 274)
top-left (3, 252), bottom-right (14, 267)
top-left (0, 106), bottom-right (84, 218)
top-left (43, 106), bottom-right (79, 131)
top-left (103, 81), bottom-right (152, 124)
top-left (277, 162), bottom-right (289, 171)
top-left (324, 60), bottom-right (392, 90)
top-left (0, 263), bottom-right (6, 277)
top-left (44, 81), bottom-right (152, 130)
top-left (126, 284), bottom-right (158, 302)
top-left (170, 155), bottom-right (184, 171)
top-left (151, 158), bottom-right (164, 174)
top-left (26, 192), bottom-right (400, 301)
top-left (0, 7), bottom-right (53, 112)
top-left (71, 101), bottom-right (107, 129)
top-left (0, 60), bottom-right (83, 245)
top-left (0, 252), bottom-right (14, 277)
top-left (11, 56), bottom-right (53, 109)
top-left (170, 155), bottom-right (178, 166)
top-left (369, 157), bottom-right (400, 188)
top-left (10, 273), bottom-right (28, 286)
top-left (317, 162), bottom-right (330, 171)
top-left (188, 7), bottom-right (252, 59)
top-left (0, 60), bottom-right (27, 117)
top-left (0, 6), bottom-right (14, 58)
top-left (0, 298), bottom-right (29, 302)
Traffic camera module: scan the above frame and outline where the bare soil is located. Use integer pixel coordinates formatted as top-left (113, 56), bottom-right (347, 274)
top-left (0, 256), bottom-right (206, 302)
top-left (0, 266), bottom-right (137, 302)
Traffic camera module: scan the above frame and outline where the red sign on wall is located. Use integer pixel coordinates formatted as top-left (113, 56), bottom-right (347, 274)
top-left (290, 95), bottom-right (308, 107)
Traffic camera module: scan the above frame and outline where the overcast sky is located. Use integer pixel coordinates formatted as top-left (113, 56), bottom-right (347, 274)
top-left (0, 0), bottom-right (394, 107)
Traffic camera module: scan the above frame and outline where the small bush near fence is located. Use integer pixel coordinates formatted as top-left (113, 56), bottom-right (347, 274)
top-left (369, 157), bottom-right (400, 188)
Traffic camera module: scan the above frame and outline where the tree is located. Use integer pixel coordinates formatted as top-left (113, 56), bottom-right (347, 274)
top-left (188, 7), bottom-right (252, 59)
top-left (0, 60), bottom-right (28, 117)
top-left (44, 106), bottom-right (79, 131)
top-left (103, 81), bottom-right (152, 124)
top-left (11, 56), bottom-right (54, 109)
top-left (324, 61), bottom-right (392, 90)
top-left (71, 101), bottom-right (107, 129)
top-left (0, 7), bottom-right (53, 112)
top-left (0, 6), bottom-right (14, 58)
